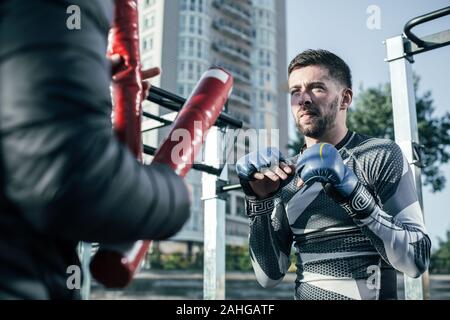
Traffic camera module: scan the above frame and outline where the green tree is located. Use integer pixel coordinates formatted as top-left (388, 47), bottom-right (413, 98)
top-left (226, 245), bottom-right (253, 272)
top-left (287, 130), bottom-right (305, 157)
top-left (288, 77), bottom-right (450, 192)
top-left (430, 231), bottom-right (450, 274)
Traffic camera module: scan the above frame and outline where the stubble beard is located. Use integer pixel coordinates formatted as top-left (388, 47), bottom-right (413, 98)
top-left (296, 97), bottom-right (339, 139)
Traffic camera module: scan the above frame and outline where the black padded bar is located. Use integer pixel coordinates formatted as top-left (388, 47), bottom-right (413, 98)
top-left (142, 144), bottom-right (222, 177)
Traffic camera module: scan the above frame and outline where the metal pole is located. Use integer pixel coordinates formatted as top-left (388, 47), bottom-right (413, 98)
top-left (385, 35), bottom-right (429, 300)
top-left (202, 126), bottom-right (227, 300)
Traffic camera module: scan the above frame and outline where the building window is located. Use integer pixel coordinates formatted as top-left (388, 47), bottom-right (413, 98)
top-left (235, 196), bottom-right (246, 218)
top-left (198, 17), bottom-right (202, 35)
top-left (197, 63), bottom-right (202, 78)
top-left (180, 15), bottom-right (186, 32)
top-left (148, 38), bottom-right (153, 50)
top-left (188, 62), bottom-right (194, 80)
top-left (189, 16), bottom-right (195, 33)
top-left (178, 85), bottom-right (184, 96)
top-left (180, 0), bottom-right (187, 11)
top-left (143, 38), bottom-right (153, 52)
top-left (144, 14), bottom-right (155, 29)
top-left (188, 39), bottom-right (194, 56)
top-left (197, 41), bottom-right (202, 58)
top-left (180, 39), bottom-right (186, 55)
top-left (150, 16), bottom-right (155, 28)
top-left (179, 61), bottom-right (185, 79)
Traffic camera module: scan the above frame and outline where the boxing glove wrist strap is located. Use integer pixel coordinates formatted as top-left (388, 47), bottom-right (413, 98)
top-left (246, 197), bottom-right (275, 218)
top-left (324, 182), bottom-right (376, 220)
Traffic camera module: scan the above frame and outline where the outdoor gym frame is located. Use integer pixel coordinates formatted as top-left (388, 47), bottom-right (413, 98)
top-left (385, 6), bottom-right (450, 300)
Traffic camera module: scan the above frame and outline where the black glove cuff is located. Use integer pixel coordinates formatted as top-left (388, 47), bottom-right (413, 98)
top-left (340, 182), bottom-right (376, 220)
top-left (323, 182), bottom-right (376, 219)
top-left (245, 197), bottom-right (275, 218)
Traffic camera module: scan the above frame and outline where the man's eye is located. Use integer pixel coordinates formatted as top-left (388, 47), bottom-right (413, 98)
top-left (290, 90), bottom-right (300, 96)
top-left (313, 86), bottom-right (325, 92)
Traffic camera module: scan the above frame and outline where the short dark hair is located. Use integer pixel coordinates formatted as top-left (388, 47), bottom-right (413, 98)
top-left (288, 49), bottom-right (352, 89)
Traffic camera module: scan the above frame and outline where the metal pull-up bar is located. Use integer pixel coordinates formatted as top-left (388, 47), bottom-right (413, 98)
top-left (402, 6), bottom-right (450, 57)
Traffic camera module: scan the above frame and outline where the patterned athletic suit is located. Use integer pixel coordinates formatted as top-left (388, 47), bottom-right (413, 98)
top-left (246, 131), bottom-right (431, 300)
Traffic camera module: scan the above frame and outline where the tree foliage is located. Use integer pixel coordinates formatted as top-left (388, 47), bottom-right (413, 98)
top-left (430, 230), bottom-right (450, 274)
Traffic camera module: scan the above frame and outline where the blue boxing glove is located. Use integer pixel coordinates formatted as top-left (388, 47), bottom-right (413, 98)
top-left (296, 143), bottom-right (358, 197)
top-left (296, 143), bottom-right (376, 219)
top-left (236, 147), bottom-right (292, 198)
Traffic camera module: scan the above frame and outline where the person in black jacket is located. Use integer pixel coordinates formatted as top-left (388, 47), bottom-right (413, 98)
top-left (0, 0), bottom-right (190, 299)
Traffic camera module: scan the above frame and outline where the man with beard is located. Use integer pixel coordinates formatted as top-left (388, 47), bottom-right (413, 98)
top-left (236, 49), bottom-right (431, 300)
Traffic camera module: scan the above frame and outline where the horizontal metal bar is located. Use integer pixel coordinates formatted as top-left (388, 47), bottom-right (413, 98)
top-left (142, 111), bottom-right (173, 125)
top-left (147, 92), bottom-right (183, 113)
top-left (192, 164), bottom-right (222, 177)
top-left (142, 144), bottom-right (222, 176)
top-left (217, 183), bottom-right (242, 193)
top-left (141, 124), bottom-right (169, 133)
top-left (143, 144), bottom-right (157, 155)
top-left (150, 86), bottom-right (186, 105)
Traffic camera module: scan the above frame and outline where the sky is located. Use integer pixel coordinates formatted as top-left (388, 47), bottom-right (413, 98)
top-left (286, 0), bottom-right (450, 246)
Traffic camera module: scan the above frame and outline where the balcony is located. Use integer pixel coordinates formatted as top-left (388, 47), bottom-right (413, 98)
top-left (213, 0), bottom-right (252, 24)
top-left (212, 19), bottom-right (252, 45)
top-left (229, 90), bottom-right (252, 109)
top-left (212, 42), bottom-right (251, 64)
top-left (233, 72), bottom-right (251, 85)
top-left (228, 110), bottom-right (250, 126)
top-left (213, 60), bottom-right (251, 85)
top-left (229, 96), bottom-right (251, 109)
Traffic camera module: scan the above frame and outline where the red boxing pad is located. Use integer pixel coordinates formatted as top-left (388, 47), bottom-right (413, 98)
top-left (153, 68), bottom-right (233, 175)
top-left (109, 0), bottom-right (143, 160)
top-left (90, 68), bottom-right (233, 288)
top-left (89, 0), bottom-right (143, 287)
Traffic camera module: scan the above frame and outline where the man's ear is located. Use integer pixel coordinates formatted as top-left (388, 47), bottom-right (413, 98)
top-left (340, 88), bottom-right (353, 110)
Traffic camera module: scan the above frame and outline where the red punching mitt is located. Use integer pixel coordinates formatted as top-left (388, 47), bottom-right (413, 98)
top-left (109, 0), bottom-right (143, 160)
